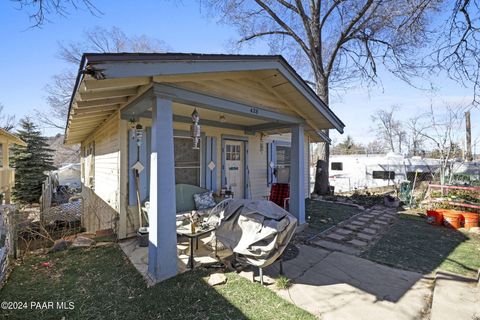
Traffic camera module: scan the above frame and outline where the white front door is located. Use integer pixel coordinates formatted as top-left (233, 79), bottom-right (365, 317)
top-left (225, 140), bottom-right (244, 199)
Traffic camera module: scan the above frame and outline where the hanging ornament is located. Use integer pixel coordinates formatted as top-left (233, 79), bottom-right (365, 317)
top-left (190, 108), bottom-right (201, 149)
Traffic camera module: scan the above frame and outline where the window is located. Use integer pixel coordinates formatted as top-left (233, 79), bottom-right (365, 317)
top-left (372, 171), bottom-right (395, 180)
top-left (0, 144), bottom-right (3, 168)
top-left (275, 146), bottom-right (291, 183)
top-left (407, 171), bottom-right (433, 182)
top-left (331, 162), bottom-right (343, 171)
top-left (84, 142), bottom-right (95, 188)
top-left (174, 137), bottom-right (200, 185)
top-left (226, 144), bottom-right (240, 160)
top-left (276, 146), bottom-right (291, 168)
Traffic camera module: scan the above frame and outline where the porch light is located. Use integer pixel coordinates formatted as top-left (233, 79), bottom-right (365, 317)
top-left (190, 108), bottom-right (201, 149)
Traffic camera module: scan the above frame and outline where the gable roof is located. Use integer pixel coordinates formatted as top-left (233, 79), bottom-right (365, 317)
top-left (65, 53), bottom-right (344, 144)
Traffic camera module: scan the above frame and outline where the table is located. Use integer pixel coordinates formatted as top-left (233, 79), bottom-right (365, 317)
top-left (176, 225), bottom-right (216, 269)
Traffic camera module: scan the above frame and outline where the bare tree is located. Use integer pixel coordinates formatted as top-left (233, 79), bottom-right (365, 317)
top-left (37, 26), bottom-right (169, 130)
top-left (433, 0), bottom-right (480, 106)
top-left (405, 113), bottom-right (429, 156)
top-left (366, 139), bottom-right (386, 154)
top-left (0, 104), bottom-right (16, 131)
top-left (11, 0), bottom-right (102, 27)
top-left (203, 0), bottom-right (439, 194)
top-left (418, 105), bottom-right (463, 185)
top-left (371, 106), bottom-right (405, 153)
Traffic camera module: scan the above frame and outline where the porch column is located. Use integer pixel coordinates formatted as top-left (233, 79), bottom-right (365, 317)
top-left (3, 141), bottom-right (11, 204)
top-left (290, 125), bottom-right (305, 224)
top-left (148, 96), bottom-right (178, 282)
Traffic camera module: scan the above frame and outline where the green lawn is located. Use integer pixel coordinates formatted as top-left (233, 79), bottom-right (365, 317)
top-left (306, 199), bottom-right (361, 232)
top-left (1, 245), bottom-right (314, 320)
top-left (361, 214), bottom-right (480, 278)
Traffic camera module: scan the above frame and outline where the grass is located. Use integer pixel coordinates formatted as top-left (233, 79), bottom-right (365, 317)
top-left (275, 276), bottom-right (292, 290)
top-left (306, 198), bottom-right (361, 232)
top-left (361, 213), bottom-right (480, 278)
top-left (1, 245), bottom-right (314, 320)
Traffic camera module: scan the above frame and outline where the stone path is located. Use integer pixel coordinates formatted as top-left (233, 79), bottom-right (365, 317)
top-left (312, 205), bottom-right (398, 255)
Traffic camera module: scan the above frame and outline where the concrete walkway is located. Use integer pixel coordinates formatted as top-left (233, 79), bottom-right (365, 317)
top-left (264, 245), bottom-right (433, 320)
top-left (430, 272), bottom-right (480, 320)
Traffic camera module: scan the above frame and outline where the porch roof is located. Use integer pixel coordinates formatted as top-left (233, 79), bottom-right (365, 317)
top-left (64, 53), bottom-right (345, 145)
top-left (0, 128), bottom-right (27, 146)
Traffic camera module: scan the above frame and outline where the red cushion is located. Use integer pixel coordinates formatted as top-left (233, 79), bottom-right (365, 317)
top-left (269, 183), bottom-right (290, 208)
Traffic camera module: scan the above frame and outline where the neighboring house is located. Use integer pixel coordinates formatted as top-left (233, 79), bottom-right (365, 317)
top-left (0, 128), bottom-right (27, 204)
top-left (64, 53), bottom-right (344, 282)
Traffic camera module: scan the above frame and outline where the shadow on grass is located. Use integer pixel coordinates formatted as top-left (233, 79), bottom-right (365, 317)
top-left (305, 199), bottom-right (361, 233)
top-left (0, 245), bottom-right (313, 320)
top-left (361, 213), bottom-right (479, 277)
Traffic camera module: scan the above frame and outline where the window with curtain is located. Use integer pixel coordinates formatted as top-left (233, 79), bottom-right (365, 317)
top-left (174, 137), bottom-right (200, 185)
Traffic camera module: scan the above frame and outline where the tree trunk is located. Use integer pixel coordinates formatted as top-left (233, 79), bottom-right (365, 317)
top-left (313, 80), bottom-right (330, 195)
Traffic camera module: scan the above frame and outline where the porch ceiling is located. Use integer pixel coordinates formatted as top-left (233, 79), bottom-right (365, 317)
top-left (65, 53), bottom-right (345, 145)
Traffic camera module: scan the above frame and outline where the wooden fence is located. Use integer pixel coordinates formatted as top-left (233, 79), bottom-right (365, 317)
top-left (39, 175), bottom-right (53, 213)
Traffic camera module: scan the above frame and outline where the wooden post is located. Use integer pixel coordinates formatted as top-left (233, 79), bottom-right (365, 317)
top-left (147, 96), bottom-right (178, 282)
top-left (290, 125), bottom-right (305, 224)
top-left (465, 111), bottom-right (473, 162)
top-left (2, 140), bottom-right (11, 204)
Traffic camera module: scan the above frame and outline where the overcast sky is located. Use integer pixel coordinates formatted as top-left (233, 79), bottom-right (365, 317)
top-left (0, 0), bottom-right (478, 150)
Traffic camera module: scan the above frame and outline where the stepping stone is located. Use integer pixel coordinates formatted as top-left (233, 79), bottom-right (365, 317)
top-left (327, 233), bottom-right (346, 241)
top-left (375, 220), bottom-right (389, 225)
top-left (348, 239), bottom-right (368, 247)
top-left (351, 220), bottom-right (366, 226)
top-left (362, 228), bottom-right (377, 234)
top-left (336, 228), bottom-right (353, 235)
top-left (357, 217), bottom-right (370, 222)
top-left (313, 240), bottom-right (362, 255)
top-left (362, 214), bottom-right (374, 218)
top-left (370, 223), bottom-right (385, 229)
top-left (357, 233), bottom-right (375, 241)
top-left (343, 224), bottom-right (361, 231)
top-left (378, 215), bottom-right (391, 220)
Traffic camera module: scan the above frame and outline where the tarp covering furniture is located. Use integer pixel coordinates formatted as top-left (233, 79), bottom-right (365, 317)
top-left (215, 199), bottom-right (297, 268)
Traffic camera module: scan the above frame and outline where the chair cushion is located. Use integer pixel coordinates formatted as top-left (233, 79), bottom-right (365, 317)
top-left (175, 184), bottom-right (210, 213)
top-left (269, 183), bottom-right (290, 208)
top-left (193, 191), bottom-right (216, 210)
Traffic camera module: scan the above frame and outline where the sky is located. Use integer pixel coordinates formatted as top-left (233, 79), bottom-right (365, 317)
top-left (0, 0), bottom-right (478, 151)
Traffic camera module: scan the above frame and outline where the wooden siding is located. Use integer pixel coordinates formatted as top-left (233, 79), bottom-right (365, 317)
top-left (81, 114), bottom-right (121, 233)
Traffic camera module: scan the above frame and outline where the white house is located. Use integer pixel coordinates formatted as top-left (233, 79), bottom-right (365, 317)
top-left (64, 53), bottom-right (345, 282)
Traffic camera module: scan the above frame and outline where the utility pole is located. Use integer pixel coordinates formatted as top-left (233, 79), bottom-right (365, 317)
top-left (465, 111), bottom-right (473, 161)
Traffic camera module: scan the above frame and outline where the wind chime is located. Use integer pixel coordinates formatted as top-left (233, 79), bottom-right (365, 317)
top-left (129, 118), bottom-right (147, 232)
top-left (190, 108), bottom-right (201, 149)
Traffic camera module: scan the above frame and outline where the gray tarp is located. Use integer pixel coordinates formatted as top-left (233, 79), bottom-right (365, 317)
top-left (215, 199), bottom-right (297, 268)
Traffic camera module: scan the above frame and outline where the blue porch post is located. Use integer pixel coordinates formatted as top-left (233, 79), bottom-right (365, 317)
top-left (148, 96), bottom-right (178, 282)
top-left (290, 125), bottom-right (305, 224)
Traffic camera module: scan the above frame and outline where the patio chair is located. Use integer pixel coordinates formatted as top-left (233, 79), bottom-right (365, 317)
top-left (268, 183), bottom-right (290, 210)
